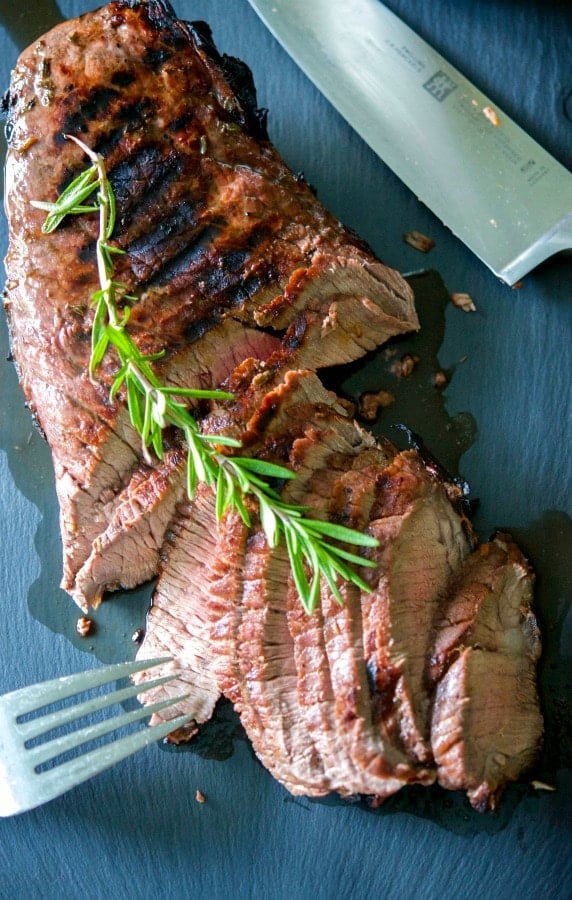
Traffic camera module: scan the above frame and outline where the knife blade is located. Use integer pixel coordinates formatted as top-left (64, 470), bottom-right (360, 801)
top-left (247, 0), bottom-right (572, 284)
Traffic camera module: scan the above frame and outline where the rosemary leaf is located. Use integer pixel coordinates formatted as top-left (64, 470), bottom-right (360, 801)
top-left (300, 518), bottom-right (379, 547)
top-left (152, 421), bottom-right (164, 459)
top-left (158, 387), bottom-right (235, 400)
top-left (199, 434), bottom-right (242, 448)
top-left (258, 495), bottom-right (279, 548)
top-left (314, 542), bottom-right (377, 569)
top-left (285, 528), bottom-right (311, 611)
top-left (232, 457), bottom-right (297, 480)
top-left (231, 490), bottom-right (251, 528)
top-left (126, 376), bottom-right (144, 432)
top-left (215, 469), bottom-right (226, 521)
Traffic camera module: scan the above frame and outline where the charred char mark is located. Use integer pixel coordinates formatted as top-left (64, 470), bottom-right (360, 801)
top-left (126, 200), bottom-right (206, 281)
top-left (145, 229), bottom-right (268, 311)
top-left (1, 88), bottom-right (10, 118)
top-left (58, 86), bottom-right (121, 139)
top-left (133, 2), bottom-right (188, 54)
top-left (283, 317), bottom-right (308, 352)
top-left (92, 99), bottom-right (156, 158)
top-left (110, 147), bottom-right (185, 229)
top-left (169, 112), bottom-right (196, 133)
top-left (146, 224), bottom-right (222, 288)
top-left (143, 47), bottom-right (174, 71)
top-left (195, 253), bottom-right (249, 295)
top-left (183, 313), bottom-right (221, 344)
top-left (227, 272), bottom-right (268, 308)
top-left (110, 70), bottom-right (136, 89)
top-left (133, 0), bottom-right (183, 39)
top-left (220, 53), bottom-right (269, 141)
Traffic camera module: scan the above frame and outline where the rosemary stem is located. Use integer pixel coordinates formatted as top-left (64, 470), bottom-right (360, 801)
top-left (32, 136), bottom-right (379, 614)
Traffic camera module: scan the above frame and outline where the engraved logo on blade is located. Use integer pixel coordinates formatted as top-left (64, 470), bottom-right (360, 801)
top-left (423, 70), bottom-right (457, 101)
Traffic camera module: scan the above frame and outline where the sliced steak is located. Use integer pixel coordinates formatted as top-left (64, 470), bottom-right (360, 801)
top-left (4, 0), bottom-right (418, 609)
top-left (3, 0), bottom-right (543, 809)
top-left (133, 484), bottom-right (227, 742)
top-left (204, 375), bottom-right (440, 797)
top-left (363, 452), bottom-right (475, 765)
top-left (72, 449), bottom-right (187, 608)
top-left (136, 369), bottom-right (368, 754)
top-left (430, 535), bottom-right (543, 810)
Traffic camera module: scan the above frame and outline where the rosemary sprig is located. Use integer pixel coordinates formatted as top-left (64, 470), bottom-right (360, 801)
top-left (32, 136), bottom-right (378, 613)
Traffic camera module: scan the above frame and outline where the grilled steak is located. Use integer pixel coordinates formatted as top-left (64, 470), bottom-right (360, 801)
top-left (3, 0), bottom-right (543, 810)
top-left (3, 0), bottom-right (417, 608)
top-left (430, 535), bottom-right (543, 811)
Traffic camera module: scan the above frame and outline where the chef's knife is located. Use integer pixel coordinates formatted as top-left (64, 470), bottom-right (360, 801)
top-left (247, 0), bottom-right (572, 284)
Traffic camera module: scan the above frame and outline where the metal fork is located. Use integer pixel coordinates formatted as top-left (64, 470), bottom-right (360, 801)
top-left (0, 658), bottom-right (193, 816)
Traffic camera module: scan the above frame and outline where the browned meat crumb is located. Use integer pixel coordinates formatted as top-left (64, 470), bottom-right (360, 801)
top-left (358, 389), bottom-right (395, 421)
top-left (391, 353), bottom-right (419, 378)
top-left (403, 230), bottom-right (436, 252)
top-left (336, 396), bottom-right (357, 418)
top-left (451, 292), bottom-right (477, 312)
top-left (76, 615), bottom-right (93, 637)
top-left (434, 371), bottom-right (448, 389)
top-left (195, 789), bottom-right (206, 803)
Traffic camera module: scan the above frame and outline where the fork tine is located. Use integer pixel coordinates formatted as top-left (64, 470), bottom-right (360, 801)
top-left (17, 671), bottom-right (179, 742)
top-left (36, 711), bottom-right (194, 807)
top-left (25, 692), bottom-right (192, 769)
top-left (2, 709), bottom-right (195, 816)
top-left (5, 658), bottom-right (171, 718)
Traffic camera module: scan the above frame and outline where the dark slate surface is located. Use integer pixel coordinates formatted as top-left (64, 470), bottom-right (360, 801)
top-left (0, 1), bottom-right (571, 897)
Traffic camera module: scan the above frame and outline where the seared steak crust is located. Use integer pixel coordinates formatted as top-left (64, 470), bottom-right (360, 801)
top-left (4, 0), bottom-right (542, 810)
top-left (4, 0), bottom-right (417, 606)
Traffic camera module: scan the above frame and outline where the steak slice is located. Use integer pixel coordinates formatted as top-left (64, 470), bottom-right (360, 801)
top-left (72, 449), bottom-right (187, 608)
top-left (430, 535), bottom-right (543, 810)
top-left (210, 419), bottom-right (412, 797)
top-left (4, 0), bottom-right (418, 609)
top-left (133, 484), bottom-right (227, 743)
top-left (363, 452), bottom-right (474, 765)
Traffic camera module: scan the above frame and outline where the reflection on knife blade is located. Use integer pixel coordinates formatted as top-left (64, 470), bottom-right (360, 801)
top-left (248, 0), bottom-right (572, 283)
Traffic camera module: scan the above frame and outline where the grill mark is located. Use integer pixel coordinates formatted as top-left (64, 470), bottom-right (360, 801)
top-left (92, 98), bottom-right (155, 158)
top-left (143, 236), bottom-right (270, 312)
top-left (146, 224), bottom-right (222, 288)
top-left (183, 313), bottom-right (221, 344)
top-left (224, 272), bottom-right (269, 309)
top-left (110, 148), bottom-right (185, 229)
top-left (126, 200), bottom-right (205, 282)
top-left (59, 86), bottom-right (120, 138)
top-left (110, 145), bottom-right (164, 208)
top-left (143, 47), bottom-right (174, 71)
top-left (110, 71), bottom-right (136, 88)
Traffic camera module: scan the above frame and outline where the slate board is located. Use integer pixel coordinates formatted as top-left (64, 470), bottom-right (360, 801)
top-left (0, 1), bottom-right (571, 897)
